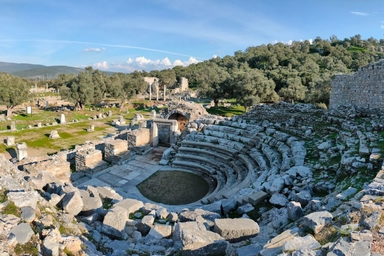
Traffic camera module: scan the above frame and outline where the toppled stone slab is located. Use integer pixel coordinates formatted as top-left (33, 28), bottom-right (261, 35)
top-left (282, 234), bottom-right (321, 252)
top-left (303, 211), bottom-right (333, 234)
top-left (10, 223), bottom-right (34, 245)
top-left (214, 218), bottom-right (259, 242)
top-left (174, 221), bottom-right (230, 256)
top-left (102, 206), bottom-right (130, 239)
top-left (7, 191), bottom-right (39, 209)
top-left (261, 228), bottom-right (300, 255)
top-left (114, 198), bottom-right (143, 214)
top-left (60, 190), bottom-right (84, 216)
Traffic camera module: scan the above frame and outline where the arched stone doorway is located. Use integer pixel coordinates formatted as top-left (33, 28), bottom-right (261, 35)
top-left (168, 113), bottom-right (188, 131)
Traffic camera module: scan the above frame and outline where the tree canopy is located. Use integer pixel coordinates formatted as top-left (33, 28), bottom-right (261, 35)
top-left (0, 73), bottom-right (30, 117)
top-left (31, 34), bottom-right (384, 110)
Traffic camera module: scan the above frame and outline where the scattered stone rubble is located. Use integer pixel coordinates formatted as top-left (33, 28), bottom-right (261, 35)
top-left (0, 102), bottom-right (383, 255)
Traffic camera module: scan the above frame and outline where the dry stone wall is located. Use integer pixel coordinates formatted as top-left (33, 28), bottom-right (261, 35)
top-left (75, 149), bottom-right (106, 174)
top-left (330, 59), bottom-right (384, 109)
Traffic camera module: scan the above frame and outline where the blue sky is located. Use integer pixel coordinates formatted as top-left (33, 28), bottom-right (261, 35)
top-left (1, 0), bottom-right (384, 72)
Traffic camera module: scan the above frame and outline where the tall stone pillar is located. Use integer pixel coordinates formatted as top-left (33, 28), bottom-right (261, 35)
top-left (149, 82), bottom-right (152, 101)
top-left (60, 114), bottom-right (66, 124)
top-left (10, 121), bottom-right (16, 131)
top-left (163, 84), bottom-right (166, 101)
top-left (156, 84), bottom-right (159, 101)
top-left (151, 122), bottom-right (159, 147)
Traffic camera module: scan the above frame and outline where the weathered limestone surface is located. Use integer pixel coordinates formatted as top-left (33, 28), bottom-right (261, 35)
top-left (303, 211), bottom-right (333, 234)
top-left (174, 222), bottom-right (230, 256)
top-left (214, 218), bottom-right (260, 242)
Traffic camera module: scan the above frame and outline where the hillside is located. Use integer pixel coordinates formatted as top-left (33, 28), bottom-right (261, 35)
top-left (0, 61), bottom-right (84, 79)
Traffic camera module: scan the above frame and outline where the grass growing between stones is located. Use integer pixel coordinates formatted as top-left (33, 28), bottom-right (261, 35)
top-left (14, 241), bottom-right (39, 256)
top-left (137, 171), bottom-right (210, 205)
top-left (1, 201), bottom-right (20, 216)
top-left (313, 224), bottom-right (339, 245)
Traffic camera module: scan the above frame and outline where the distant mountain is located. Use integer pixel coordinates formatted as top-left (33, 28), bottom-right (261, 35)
top-left (0, 61), bottom-right (84, 79)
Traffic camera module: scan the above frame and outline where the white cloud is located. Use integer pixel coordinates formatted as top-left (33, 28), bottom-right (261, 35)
top-left (93, 61), bottom-right (108, 69)
top-left (161, 57), bottom-right (172, 66)
top-left (135, 56), bottom-right (153, 66)
top-left (173, 57), bottom-right (199, 67)
top-left (351, 11), bottom-right (370, 16)
top-left (185, 57), bottom-right (198, 65)
top-left (93, 56), bottom-right (200, 72)
top-left (173, 60), bottom-right (184, 66)
top-left (84, 47), bottom-right (105, 52)
top-left (381, 25), bottom-right (384, 29)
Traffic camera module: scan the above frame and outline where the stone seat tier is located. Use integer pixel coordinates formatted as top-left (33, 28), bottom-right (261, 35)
top-left (188, 134), bottom-right (245, 151)
top-left (180, 140), bottom-right (239, 157)
top-left (203, 129), bottom-right (253, 145)
top-left (261, 144), bottom-right (282, 170)
top-left (205, 122), bottom-right (263, 133)
top-left (249, 149), bottom-right (270, 172)
top-left (237, 153), bottom-right (259, 182)
top-left (177, 147), bottom-right (253, 189)
top-left (286, 137), bottom-right (307, 166)
top-left (171, 160), bottom-right (230, 203)
top-left (174, 154), bottom-right (239, 185)
top-left (178, 147), bottom-right (249, 178)
top-left (171, 160), bottom-right (224, 194)
top-left (203, 124), bottom-right (262, 142)
top-left (178, 147), bottom-right (231, 163)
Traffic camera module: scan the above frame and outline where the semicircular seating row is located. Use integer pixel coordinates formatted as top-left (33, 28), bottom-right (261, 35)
top-left (170, 118), bottom-right (307, 204)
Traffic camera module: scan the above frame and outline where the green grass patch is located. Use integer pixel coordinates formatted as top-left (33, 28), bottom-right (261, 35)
top-left (0, 189), bottom-right (7, 203)
top-left (314, 224), bottom-right (339, 245)
top-left (206, 105), bottom-right (245, 117)
top-left (2, 201), bottom-right (20, 216)
top-left (347, 46), bottom-right (370, 53)
top-left (14, 241), bottom-right (39, 256)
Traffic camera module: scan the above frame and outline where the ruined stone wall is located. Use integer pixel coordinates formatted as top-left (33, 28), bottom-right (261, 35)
top-left (22, 157), bottom-right (71, 182)
top-left (127, 128), bottom-right (151, 148)
top-left (180, 77), bottom-right (188, 91)
top-left (104, 139), bottom-right (129, 163)
top-left (75, 149), bottom-right (106, 173)
top-left (330, 59), bottom-right (384, 109)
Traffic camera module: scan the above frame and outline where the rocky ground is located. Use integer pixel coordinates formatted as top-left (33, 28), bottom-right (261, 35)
top-left (0, 102), bottom-right (383, 255)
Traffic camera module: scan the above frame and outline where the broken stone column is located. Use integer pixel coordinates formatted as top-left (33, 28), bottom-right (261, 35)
top-left (16, 142), bottom-right (28, 161)
top-left (118, 115), bottom-right (126, 125)
top-left (150, 110), bottom-right (157, 119)
top-left (37, 122), bottom-right (42, 128)
top-left (163, 84), bottom-right (166, 101)
top-left (10, 121), bottom-right (16, 131)
top-left (6, 136), bottom-right (15, 146)
top-left (87, 125), bottom-right (94, 132)
top-left (152, 123), bottom-right (159, 147)
top-left (45, 101), bottom-right (49, 109)
top-left (108, 110), bottom-right (112, 117)
top-left (98, 113), bottom-right (104, 119)
top-left (60, 114), bottom-right (66, 124)
top-left (49, 130), bottom-right (60, 139)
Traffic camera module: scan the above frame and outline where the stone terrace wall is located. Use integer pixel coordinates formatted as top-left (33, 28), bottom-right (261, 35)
top-left (330, 59), bottom-right (384, 109)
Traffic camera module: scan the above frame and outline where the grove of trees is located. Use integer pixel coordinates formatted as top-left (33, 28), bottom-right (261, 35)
top-left (1, 34), bottom-right (384, 115)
